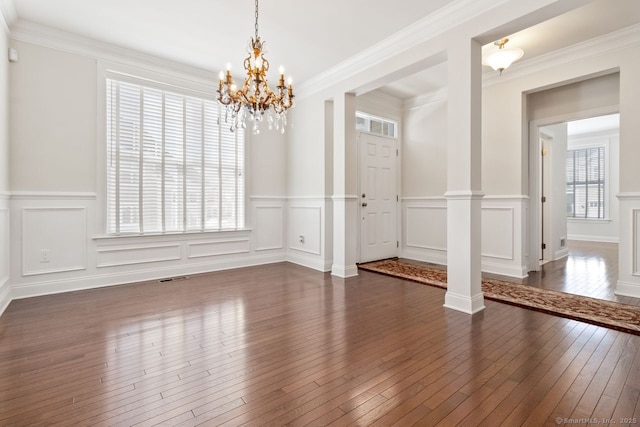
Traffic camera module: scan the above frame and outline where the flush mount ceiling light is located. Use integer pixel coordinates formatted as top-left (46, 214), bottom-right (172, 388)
top-left (217, 0), bottom-right (295, 134)
top-left (482, 38), bottom-right (524, 75)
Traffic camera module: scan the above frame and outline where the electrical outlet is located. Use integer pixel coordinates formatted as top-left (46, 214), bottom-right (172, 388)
top-left (299, 235), bottom-right (305, 243)
top-left (40, 249), bottom-right (50, 263)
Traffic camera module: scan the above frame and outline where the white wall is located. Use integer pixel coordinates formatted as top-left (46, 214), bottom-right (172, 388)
top-left (540, 123), bottom-right (569, 260)
top-left (402, 98), bottom-right (447, 197)
top-left (567, 131), bottom-right (620, 243)
top-left (8, 34), bottom-right (288, 300)
top-left (0, 10), bottom-right (10, 316)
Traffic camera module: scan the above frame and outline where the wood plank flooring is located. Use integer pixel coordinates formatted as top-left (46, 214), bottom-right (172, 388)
top-left (1, 260), bottom-right (640, 425)
top-left (522, 240), bottom-right (640, 307)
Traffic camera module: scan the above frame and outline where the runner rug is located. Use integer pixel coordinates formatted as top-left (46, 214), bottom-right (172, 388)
top-left (358, 258), bottom-right (640, 336)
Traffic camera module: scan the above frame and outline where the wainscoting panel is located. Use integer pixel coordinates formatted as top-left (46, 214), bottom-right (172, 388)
top-left (405, 206), bottom-right (447, 251)
top-left (634, 209), bottom-right (640, 276)
top-left (22, 207), bottom-right (87, 276)
top-left (253, 206), bottom-right (284, 251)
top-left (616, 195), bottom-right (640, 298)
top-left (401, 196), bottom-right (528, 278)
top-left (289, 206), bottom-right (322, 255)
top-left (0, 199), bottom-right (10, 316)
top-left (8, 193), bottom-right (287, 301)
top-left (481, 207), bottom-right (514, 260)
top-left (97, 244), bottom-right (182, 267)
top-left (187, 239), bottom-right (251, 259)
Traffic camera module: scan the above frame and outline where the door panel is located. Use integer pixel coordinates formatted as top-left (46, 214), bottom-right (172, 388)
top-left (360, 133), bottom-right (397, 263)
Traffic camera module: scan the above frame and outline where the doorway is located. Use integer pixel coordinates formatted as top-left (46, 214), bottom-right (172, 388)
top-left (358, 132), bottom-right (398, 263)
top-left (528, 113), bottom-right (620, 278)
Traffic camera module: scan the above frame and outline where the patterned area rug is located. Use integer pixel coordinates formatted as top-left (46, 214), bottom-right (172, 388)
top-left (358, 259), bottom-right (640, 336)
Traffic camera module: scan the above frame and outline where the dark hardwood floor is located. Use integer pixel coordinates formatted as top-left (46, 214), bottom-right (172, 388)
top-left (521, 240), bottom-right (640, 307)
top-left (1, 257), bottom-right (640, 425)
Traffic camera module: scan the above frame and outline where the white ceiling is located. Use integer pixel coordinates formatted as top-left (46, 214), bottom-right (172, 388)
top-left (568, 114), bottom-right (619, 136)
top-left (10, 0), bottom-right (640, 100)
top-left (11, 0), bottom-right (455, 84)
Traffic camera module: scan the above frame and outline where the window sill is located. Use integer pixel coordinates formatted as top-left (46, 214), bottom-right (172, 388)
top-left (567, 218), bottom-right (611, 223)
top-left (93, 228), bottom-right (252, 243)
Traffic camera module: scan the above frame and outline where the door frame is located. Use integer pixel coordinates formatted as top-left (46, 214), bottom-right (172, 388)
top-left (527, 106), bottom-right (618, 272)
top-left (357, 131), bottom-right (401, 263)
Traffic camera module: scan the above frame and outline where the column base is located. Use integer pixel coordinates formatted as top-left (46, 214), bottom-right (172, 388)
top-left (444, 291), bottom-right (485, 314)
top-left (331, 264), bottom-right (359, 278)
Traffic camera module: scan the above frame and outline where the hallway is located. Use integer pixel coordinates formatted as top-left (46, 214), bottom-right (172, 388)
top-left (523, 241), bottom-right (640, 307)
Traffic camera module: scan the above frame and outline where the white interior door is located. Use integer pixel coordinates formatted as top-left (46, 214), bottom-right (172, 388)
top-left (359, 133), bottom-right (397, 263)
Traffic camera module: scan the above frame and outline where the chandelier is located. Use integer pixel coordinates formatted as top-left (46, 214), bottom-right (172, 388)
top-left (217, 0), bottom-right (295, 134)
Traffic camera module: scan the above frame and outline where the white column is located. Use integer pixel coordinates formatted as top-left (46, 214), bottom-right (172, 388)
top-left (332, 92), bottom-right (358, 278)
top-left (616, 62), bottom-right (640, 298)
top-left (444, 37), bottom-right (485, 314)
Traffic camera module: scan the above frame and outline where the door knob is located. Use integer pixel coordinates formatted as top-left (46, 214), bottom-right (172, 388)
top-left (362, 202), bottom-right (368, 207)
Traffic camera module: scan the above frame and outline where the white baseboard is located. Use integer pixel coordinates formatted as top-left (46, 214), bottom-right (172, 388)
top-left (481, 261), bottom-right (529, 279)
top-left (401, 247), bottom-right (447, 266)
top-left (0, 277), bottom-right (11, 317)
top-left (553, 247), bottom-right (569, 261)
top-left (11, 253), bottom-right (286, 300)
top-left (615, 280), bottom-right (640, 299)
top-left (286, 251), bottom-right (331, 272)
top-left (567, 234), bottom-right (619, 244)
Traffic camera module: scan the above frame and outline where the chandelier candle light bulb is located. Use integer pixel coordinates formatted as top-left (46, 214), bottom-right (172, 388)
top-left (217, 0), bottom-right (295, 134)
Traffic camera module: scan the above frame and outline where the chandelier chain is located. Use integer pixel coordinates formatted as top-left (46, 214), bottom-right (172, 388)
top-left (254, 0), bottom-right (259, 39)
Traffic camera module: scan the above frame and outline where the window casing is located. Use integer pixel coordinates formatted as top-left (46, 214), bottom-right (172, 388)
top-left (566, 146), bottom-right (605, 220)
top-left (356, 111), bottom-right (398, 138)
top-left (106, 77), bottom-right (245, 235)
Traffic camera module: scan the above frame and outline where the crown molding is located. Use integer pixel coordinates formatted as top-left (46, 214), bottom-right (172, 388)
top-left (482, 23), bottom-right (640, 87)
top-left (0, 0), bottom-right (16, 33)
top-left (296, 0), bottom-right (511, 99)
top-left (10, 20), bottom-right (216, 83)
top-left (403, 87), bottom-right (448, 111)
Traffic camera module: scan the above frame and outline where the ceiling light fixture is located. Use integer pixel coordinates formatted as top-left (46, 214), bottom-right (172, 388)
top-left (217, 0), bottom-right (295, 134)
top-left (482, 38), bottom-right (524, 75)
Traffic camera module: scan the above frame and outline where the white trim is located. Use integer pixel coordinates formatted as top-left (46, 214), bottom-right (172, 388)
top-left (287, 252), bottom-right (331, 273)
top-left (481, 261), bottom-right (528, 279)
top-left (0, 0), bottom-right (16, 33)
top-left (483, 23), bottom-right (640, 87)
top-left (96, 243), bottom-right (182, 268)
top-left (617, 193), bottom-right (640, 200)
top-left (331, 264), bottom-right (359, 278)
top-left (444, 291), bottom-right (485, 315)
top-left (10, 20), bottom-right (216, 84)
top-left (444, 191), bottom-right (485, 200)
top-left (331, 195), bottom-right (359, 201)
top-left (286, 196), bottom-right (332, 201)
top-left (11, 191), bottom-right (97, 200)
top-left (404, 88), bottom-right (448, 111)
top-left (615, 280), bottom-right (640, 299)
top-left (93, 228), bottom-right (252, 242)
top-left (401, 196), bottom-right (446, 202)
top-left (249, 196), bottom-right (287, 201)
top-left (297, 0), bottom-right (511, 98)
top-left (0, 276), bottom-right (10, 317)
top-left (10, 253), bottom-right (287, 300)
top-left (567, 234), bottom-right (618, 244)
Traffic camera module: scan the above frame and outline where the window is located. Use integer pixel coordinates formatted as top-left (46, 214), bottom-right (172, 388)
top-left (566, 146), bottom-right (605, 219)
top-left (356, 112), bottom-right (397, 138)
top-left (106, 77), bottom-right (245, 235)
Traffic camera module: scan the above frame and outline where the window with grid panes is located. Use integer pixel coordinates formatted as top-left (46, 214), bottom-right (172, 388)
top-left (566, 146), bottom-right (605, 219)
top-left (106, 78), bottom-right (245, 235)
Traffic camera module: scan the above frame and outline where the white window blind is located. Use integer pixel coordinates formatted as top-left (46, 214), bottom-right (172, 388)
top-left (106, 78), bottom-right (245, 235)
top-left (566, 146), bottom-right (605, 219)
